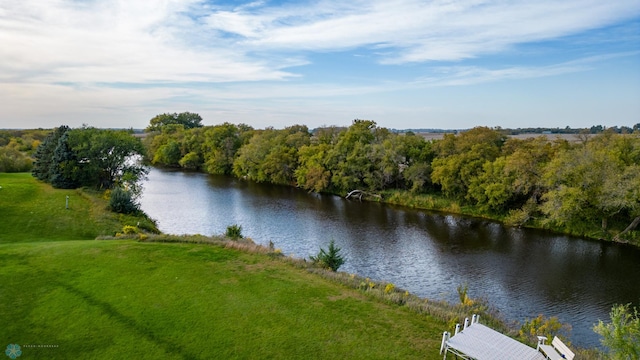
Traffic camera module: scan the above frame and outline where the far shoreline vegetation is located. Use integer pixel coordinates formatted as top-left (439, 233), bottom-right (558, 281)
top-left (2, 118), bottom-right (640, 246)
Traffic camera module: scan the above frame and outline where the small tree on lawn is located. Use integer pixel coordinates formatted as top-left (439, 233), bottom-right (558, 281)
top-left (310, 239), bottom-right (345, 271)
top-left (226, 224), bottom-right (243, 240)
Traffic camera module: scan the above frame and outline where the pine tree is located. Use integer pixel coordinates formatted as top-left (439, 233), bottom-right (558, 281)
top-left (32, 125), bottom-right (69, 182)
top-left (50, 130), bottom-right (78, 189)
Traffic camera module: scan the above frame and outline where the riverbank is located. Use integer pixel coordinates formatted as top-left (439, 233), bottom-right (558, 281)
top-left (361, 188), bottom-right (640, 247)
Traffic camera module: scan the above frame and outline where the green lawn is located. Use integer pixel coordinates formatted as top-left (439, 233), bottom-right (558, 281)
top-left (0, 174), bottom-right (447, 359)
top-left (0, 173), bottom-right (128, 242)
top-left (0, 240), bottom-right (446, 359)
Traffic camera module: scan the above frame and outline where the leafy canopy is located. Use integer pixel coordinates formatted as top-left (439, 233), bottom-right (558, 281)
top-left (146, 112), bottom-right (203, 132)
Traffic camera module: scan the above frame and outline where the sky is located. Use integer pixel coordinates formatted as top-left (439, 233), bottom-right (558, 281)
top-left (1, 0), bottom-right (639, 131)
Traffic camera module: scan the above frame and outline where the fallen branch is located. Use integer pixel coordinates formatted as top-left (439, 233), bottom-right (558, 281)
top-left (345, 189), bottom-right (381, 201)
top-left (613, 216), bottom-right (640, 242)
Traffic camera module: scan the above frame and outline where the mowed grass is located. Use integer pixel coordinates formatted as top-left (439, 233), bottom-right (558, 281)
top-left (0, 240), bottom-right (446, 359)
top-left (0, 173), bottom-right (447, 359)
top-left (0, 173), bottom-right (134, 243)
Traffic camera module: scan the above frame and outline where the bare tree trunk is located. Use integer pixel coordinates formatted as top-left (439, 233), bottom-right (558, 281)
top-left (613, 216), bottom-right (640, 242)
top-left (346, 189), bottom-right (381, 201)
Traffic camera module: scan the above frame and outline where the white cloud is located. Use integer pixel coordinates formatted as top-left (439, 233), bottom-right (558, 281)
top-left (1, 0), bottom-right (638, 87)
top-left (213, 0), bottom-right (640, 62)
top-left (0, 0), bottom-right (296, 85)
top-left (0, 0), bottom-right (638, 129)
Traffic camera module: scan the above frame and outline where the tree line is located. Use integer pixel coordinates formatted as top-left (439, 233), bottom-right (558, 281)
top-left (31, 125), bottom-right (147, 213)
top-left (1, 117), bottom-right (638, 241)
top-left (144, 117), bottom-right (640, 243)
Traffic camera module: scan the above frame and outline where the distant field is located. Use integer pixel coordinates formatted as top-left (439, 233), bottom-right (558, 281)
top-left (416, 132), bottom-right (582, 142)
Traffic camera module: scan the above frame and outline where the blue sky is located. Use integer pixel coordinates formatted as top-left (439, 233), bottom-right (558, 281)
top-left (1, 0), bottom-right (639, 130)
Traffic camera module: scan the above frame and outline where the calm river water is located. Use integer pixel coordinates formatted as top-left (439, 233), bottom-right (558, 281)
top-left (140, 168), bottom-right (640, 348)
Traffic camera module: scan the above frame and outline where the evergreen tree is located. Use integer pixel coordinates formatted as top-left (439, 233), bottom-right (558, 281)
top-left (50, 131), bottom-right (79, 189)
top-left (32, 125), bottom-right (69, 182)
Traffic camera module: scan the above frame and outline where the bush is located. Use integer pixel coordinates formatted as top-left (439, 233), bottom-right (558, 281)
top-left (225, 224), bottom-right (243, 239)
top-left (109, 187), bottom-right (139, 214)
top-left (0, 147), bottom-right (32, 172)
top-left (594, 304), bottom-right (640, 359)
top-left (122, 225), bottom-right (139, 235)
top-left (519, 314), bottom-right (571, 346)
top-left (457, 283), bottom-right (475, 306)
top-left (310, 239), bottom-right (345, 272)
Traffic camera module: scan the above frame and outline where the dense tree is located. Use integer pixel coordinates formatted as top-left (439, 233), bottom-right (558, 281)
top-left (146, 124), bottom-right (186, 166)
top-left (467, 157), bottom-right (514, 212)
top-left (178, 152), bottom-right (202, 169)
top-left (467, 136), bottom-right (564, 215)
top-left (140, 120), bottom-right (640, 243)
top-left (153, 140), bottom-right (182, 167)
top-left (401, 133), bottom-right (435, 193)
top-left (67, 127), bottom-right (147, 190)
top-left (203, 123), bottom-right (250, 175)
top-left (50, 130), bottom-right (79, 189)
top-left (325, 120), bottom-right (381, 192)
top-left (32, 125), bottom-right (70, 182)
top-left (145, 112), bottom-right (203, 132)
top-left (32, 126), bottom-right (147, 192)
top-left (295, 142), bottom-right (332, 192)
top-left (233, 126), bottom-right (310, 185)
top-left (431, 127), bottom-right (506, 199)
top-left (541, 133), bottom-right (640, 236)
top-left (502, 137), bottom-right (566, 203)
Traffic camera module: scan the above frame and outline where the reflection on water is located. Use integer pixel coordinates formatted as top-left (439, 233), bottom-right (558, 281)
top-left (140, 168), bottom-right (640, 348)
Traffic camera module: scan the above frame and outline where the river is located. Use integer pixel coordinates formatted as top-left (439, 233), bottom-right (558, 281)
top-left (139, 168), bottom-right (640, 348)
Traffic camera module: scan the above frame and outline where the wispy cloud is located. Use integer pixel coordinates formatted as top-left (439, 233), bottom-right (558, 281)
top-left (411, 52), bottom-right (640, 87)
top-left (0, 0), bottom-right (638, 129)
top-left (0, 0), bottom-right (297, 85)
top-left (209, 0), bottom-right (640, 62)
top-left (2, 0), bottom-right (638, 86)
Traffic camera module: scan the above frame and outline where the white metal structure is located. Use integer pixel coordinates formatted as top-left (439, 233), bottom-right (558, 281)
top-left (440, 315), bottom-right (546, 360)
top-left (537, 336), bottom-right (575, 360)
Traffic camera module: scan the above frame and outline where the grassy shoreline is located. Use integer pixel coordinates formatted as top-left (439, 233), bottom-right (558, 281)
top-left (374, 189), bottom-right (639, 247)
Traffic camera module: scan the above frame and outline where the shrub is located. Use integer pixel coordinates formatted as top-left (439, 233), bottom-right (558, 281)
top-left (457, 283), bottom-right (475, 306)
top-left (519, 314), bottom-right (571, 346)
top-left (122, 225), bottom-right (139, 235)
top-left (384, 283), bottom-right (395, 294)
top-left (310, 239), bottom-right (345, 272)
top-left (225, 224), bottom-right (243, 240)
top-left (109, 187), bottom-right (139, 214)
top-left (0, 147), bottom-right (32, 172)
top-left (594, 304), bottom-right (640, 359)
